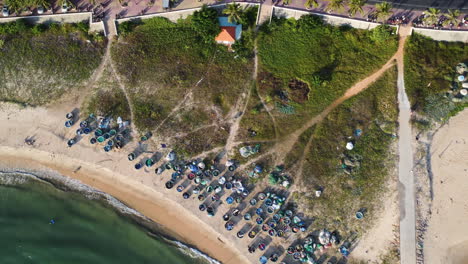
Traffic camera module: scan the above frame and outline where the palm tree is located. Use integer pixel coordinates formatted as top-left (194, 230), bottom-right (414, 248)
top-left (374, 1), bottom-right (392, 22)
top-left (325, 0), bottom-right (345, 14)
top-left (424, 7), bottom-right (440, 25)
top-left (348, 0), bottom-right (366, 17)
top-left (443, 9), bottom-right (460, 27)
top-left (304, 0), bottom-right (318, 9)
top-left (223, 3), bottom-right (243, 24)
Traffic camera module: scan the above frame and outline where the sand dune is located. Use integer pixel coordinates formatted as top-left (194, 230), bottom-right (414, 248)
top-left (424, 109), bottom-right (468, 264)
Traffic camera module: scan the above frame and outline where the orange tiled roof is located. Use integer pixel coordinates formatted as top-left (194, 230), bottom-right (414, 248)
top-left (215, 26), bottom-right (236, 43)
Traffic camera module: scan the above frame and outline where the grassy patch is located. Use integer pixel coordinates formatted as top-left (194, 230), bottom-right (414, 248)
top-left (405, 33), bottom-right (468, 121)
top-left (0, 20), bottom-right (105, 105)
top-left (237, 84), bottom-right (277, 141)
top-left (257, 16), bottom-right (398, 137)
top-left (230, 141), bottom-right (276, 165)
top-left (297, 66), bottom-right (398, 237)
top-left (284, 126), bottom-right (315, 170)
top-left (83, 66), bottom-right (131, 121)
top-left (112, 14), bottom-right (254, 132)
top-left (172, 124), bottom-right (230, 157)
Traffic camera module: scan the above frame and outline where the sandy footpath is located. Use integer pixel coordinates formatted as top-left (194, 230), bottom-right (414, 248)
top-left (424, 109), bottom-right (468, 264)
top-left (351, 182), bottom-right (399, 262)
top-left (0, 103), bottom-right (252, 264)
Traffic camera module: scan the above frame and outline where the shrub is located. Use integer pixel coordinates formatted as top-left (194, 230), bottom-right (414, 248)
top-left (0, 19), bottom-right (28, 35)
top-left (371, 24), bottom-right (394, 42)
top-left (405, 33), bottom-right (468, 120)
top-left (191, 5), bottom-right (220, 43)
top-left (256, 15), bottom-right (398, 136)
top-left (118, 20), bottom-right (142, 36)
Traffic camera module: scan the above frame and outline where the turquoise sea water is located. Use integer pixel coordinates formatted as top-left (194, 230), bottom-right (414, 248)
top-left (0, 174), bottom-right (211, 264)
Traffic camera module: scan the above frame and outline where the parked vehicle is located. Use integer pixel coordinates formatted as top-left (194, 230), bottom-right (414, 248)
top-left (2, 5), bottom-right (9, 17)
top-left (37, 6), bottom-right (45, 14)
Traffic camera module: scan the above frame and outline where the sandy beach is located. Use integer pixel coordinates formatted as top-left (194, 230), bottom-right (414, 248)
top-left (0, 102), bottom-right (253, 264)
top-left (424, 109), bottom-right (468, 264)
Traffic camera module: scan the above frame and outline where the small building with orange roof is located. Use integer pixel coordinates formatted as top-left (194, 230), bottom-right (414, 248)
top-left (215, 17), bottom-right (242, 46)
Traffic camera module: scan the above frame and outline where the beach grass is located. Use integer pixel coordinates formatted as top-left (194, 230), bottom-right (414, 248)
top-left (83, 66), bottom-right (131, 121)
top-left (0, 20), bottom-right (105, 105)
top-left (237, 83), bottom-right (277, 141)
top-left (112, 14), bottom-right (254, 134)
top-left (251, 16), bottom-right (398, 137)
top-left (296, 66), bottom-right (398, 237)
top-left (283, 126), bottom-right (315, 171)
top-left (405, 33), bottom-right (468, 122)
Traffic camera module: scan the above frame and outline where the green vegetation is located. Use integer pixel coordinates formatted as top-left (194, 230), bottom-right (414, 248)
top-left (347, 0), bottom-right (366, 17)
top-left (192, 5), bottom-right (220, 43)
top-left (253, 15), bottom-right (397, 137)
top-left (371, 24), bottom-right (395, 43)
top-left (4, 0), bottom-right (50, 14)
top-left (297, 67), bottom-right (398, 236)
top-left (304, 0), bottom-right (319, 9)
top-left (237, 84), bottom-right (276, 141)
top-left (325, 0), bottom-right (345, 13)
top-left (223, 3), bottom-right (243, 24)
top-left (173, 125), bottom-right (229, 157)
top-left (84, 66), bottom-right (131, 121)
top-left (374, 2), bottom-right (393, 22)
top-left (405, 33), bottom-right (468, 122)
top-left (284, 126), bottom-right (315, 170)
top-left (0, 20), bottom-right (105, 105)
top-left (3, 0), bottom-right (75, 15)
top-left (113, 6), bottom-right (257, 154)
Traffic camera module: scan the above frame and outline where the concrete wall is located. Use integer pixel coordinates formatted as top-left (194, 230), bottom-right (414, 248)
top-left (413, 27), bottom-right (468, 43)
top-left (115, 2), bottom-right (259, 24)
top-left (0, 12), bottom-right (106, 35)
top-left (114, 2), bottom-right (259, 34)
top-left (90, 21), bottom-right (106, 35)
top-left (273, 6), bottom-right (383, 30)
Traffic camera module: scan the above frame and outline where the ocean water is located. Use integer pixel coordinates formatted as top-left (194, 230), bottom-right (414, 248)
top-left (0, 173), bottom-right (213, 264)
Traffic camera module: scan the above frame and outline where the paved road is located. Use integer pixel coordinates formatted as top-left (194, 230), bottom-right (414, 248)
top-left (397, 26), bottom-right (417, 264)
top-left (367, 0), bottom-right (468, 10)
top-left (257, 0), bottom-right (274, 25)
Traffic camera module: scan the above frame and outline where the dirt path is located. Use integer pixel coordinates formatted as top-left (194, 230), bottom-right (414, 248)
top-left (253, 45), bottom-right (280, 141)
top-left (257, 0), bottom-right (274, 26)
top-left (154, 90), bottom-right (194, 133)
top-left (273, 58), bottom-right (397, 164)
top-left (234, 33), bottom-right (405, 172)
top-left (154, 51), bottom-right (219, 133)
top-left (61, 35), bottom-right (113, 110)
top-left (294, 127), bottom-right (314, 182)
top-left (223, 84), bottom-right (252, 158)
top-left (272, 27), bottom-right (412, 165)
top-left (108, 40), bottom-right (137, 134)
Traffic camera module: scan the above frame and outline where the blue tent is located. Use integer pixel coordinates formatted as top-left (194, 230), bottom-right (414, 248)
top-left (189, 164), bottom-right (199, 173)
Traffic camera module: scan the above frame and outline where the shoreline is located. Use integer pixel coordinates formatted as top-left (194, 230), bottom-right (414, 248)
top-left (0, 168), bottom-right (220, 264)
top-left (0, 102), bottom-right (253, 264)
top-left (0, 146), bottom-right (250, 264)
